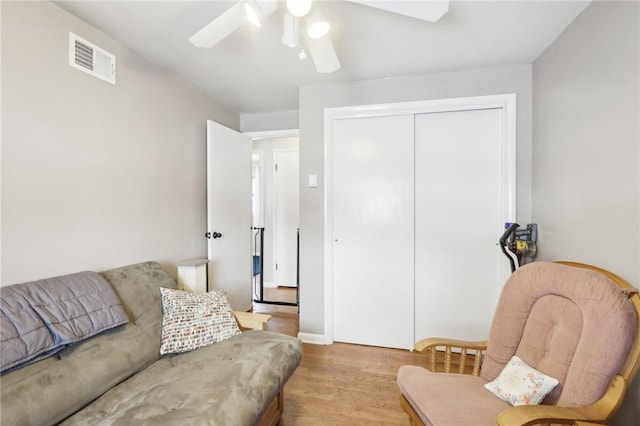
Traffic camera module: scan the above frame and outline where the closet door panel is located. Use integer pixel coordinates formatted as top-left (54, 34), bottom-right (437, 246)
top-left (414, 108), bottom-right (504, 342)
top-left (333, 115), bottom-right (415, 349)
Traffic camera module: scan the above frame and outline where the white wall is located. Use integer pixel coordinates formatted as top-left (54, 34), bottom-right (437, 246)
top-left (533, 0), bottom-right (639, 286)
top-left (1, 1), bottom-right (238, 284)
top-left (251, 137), bottom-right (299, 287)
top-left (241, 111), bottom-right (299, 133)
top-left (532, 2), bottom-right (639, 424)
top-left (298, 64), bottom-right (533, 337)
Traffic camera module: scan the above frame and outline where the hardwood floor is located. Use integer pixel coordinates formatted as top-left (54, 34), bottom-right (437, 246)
top-left (253, 288), bottom-right (424, 425)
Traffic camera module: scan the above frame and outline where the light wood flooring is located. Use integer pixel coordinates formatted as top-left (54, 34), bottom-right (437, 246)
top-left (253, 288), bottom-right (424, 425)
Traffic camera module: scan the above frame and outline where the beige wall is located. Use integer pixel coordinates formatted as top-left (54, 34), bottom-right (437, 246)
top-left (532, 1), bottom-right (639, 423)
top-left (1, 1), bottom-right (239, 284)
top-left (298, 64), bottom-right (533, 336)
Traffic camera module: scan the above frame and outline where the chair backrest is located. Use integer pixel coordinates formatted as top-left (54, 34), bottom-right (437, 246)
top-left (480, 261), bottom-right (639, 408)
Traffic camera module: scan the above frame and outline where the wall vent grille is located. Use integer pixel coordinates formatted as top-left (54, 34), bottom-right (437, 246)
top-left (69, 32), bottom-right (116, 85)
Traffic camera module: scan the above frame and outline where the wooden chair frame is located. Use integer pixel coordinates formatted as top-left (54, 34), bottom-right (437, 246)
top-left (400, 262), bottom-right (640, 426)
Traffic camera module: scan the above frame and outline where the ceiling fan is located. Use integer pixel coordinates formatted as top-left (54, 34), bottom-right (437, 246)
top-left (189, 0), bottom-right (449, 74)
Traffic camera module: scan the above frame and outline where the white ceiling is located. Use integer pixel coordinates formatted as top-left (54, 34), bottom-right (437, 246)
top-left (55, 0), bottom-right (590, 115)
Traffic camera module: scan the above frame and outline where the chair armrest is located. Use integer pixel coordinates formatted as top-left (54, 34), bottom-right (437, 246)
top-left (415, 337), bottom-right (488, 352)
top-left (233, 311), bottom-right (271, 330)
top-left (497, 375), bottom-right (627, 425)
top-left (414, 338), bottom-right (488, 375)
top-left (497, 405), bottom-right (588, 426)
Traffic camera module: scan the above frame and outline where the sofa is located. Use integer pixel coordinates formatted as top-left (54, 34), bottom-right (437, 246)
top-left (0, 261), bottom-right (303, 425)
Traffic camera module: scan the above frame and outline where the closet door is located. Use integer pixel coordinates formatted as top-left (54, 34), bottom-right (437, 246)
top-left (414, 108), bottom-right (505, 342)
top-left (333, 115), bottom-right (415, 349)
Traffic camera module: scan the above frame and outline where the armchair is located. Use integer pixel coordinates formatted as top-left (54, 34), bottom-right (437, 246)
top-left (398, 262), bottom-right (640, 425)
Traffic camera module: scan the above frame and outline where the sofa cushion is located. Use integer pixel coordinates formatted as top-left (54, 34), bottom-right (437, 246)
top-left (0, 323), bottom-right (160, 425)
top-left (159, 287), bottom-right (241, 355)
top-left (61, 331), bottom-right (304, 426)
top-left (100, 261), bottom-right (178, 336)
top-left (481, 262), bottom-right (637, 407)
top-left (398, 365), bottom-right (511, 426)
top-left (0, 261), bottom-right (177, 426)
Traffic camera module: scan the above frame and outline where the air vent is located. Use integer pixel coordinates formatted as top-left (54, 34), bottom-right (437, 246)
top-left (69, 32), bottom-right (116, 85)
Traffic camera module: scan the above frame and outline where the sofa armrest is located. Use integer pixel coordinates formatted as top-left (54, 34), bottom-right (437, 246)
top-left (414, 337), bottom-right (488, 376)
top-left (234, 311), bottom-right (271, 331)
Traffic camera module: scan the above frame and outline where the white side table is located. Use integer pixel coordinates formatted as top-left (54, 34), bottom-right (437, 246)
top-left (177, 258), bottom-right (209, 294)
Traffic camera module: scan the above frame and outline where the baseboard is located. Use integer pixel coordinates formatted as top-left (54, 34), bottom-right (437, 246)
top-left (253, 281), bottom-right (277, 288)
top-left (297, 332), bottom-right (332, 345)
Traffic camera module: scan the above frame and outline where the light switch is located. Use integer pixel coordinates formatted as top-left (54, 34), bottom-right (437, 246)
top-left (308, 174), bottom-right (318, 188)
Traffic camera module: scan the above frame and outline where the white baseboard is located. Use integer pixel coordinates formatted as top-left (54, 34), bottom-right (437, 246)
top-left (297, 332), bottom-right (332, 345)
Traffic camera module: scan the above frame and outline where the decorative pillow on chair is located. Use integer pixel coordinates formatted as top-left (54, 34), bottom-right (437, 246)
top-left (159, 287), bottom-right (241, 355)
top-left (484, 355), bottom-right (559, 406)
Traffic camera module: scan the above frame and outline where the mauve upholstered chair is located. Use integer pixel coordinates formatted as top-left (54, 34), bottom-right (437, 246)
top-left (398, 261), bottom-right (640, 426)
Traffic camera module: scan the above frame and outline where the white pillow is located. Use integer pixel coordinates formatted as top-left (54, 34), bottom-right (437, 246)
top-left (159, 287), bottom-right (241, 355)
top-left (484, 355), bottom-right (559, 406)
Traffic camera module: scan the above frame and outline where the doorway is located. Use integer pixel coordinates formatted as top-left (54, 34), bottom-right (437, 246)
top-left (250, 135), bottom-right (300, 310)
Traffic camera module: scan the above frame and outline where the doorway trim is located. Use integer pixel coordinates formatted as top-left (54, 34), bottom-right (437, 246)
top-left (245, 129), bottom-right (299, 140)
top-left (247, 128), bottom-right (301, 310)
top-left (323, 94), bottom-right (517, 345)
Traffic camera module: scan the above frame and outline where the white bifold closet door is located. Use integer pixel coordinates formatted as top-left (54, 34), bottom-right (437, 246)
top-left (332, 107), bottom-right (506, 350)
top-left (414, 108), bottom-right (504, 342)
top-left (333, 115), bottom-right (415, 349)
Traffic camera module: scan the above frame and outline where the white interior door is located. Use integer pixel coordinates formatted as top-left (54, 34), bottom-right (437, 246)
top-left (274, 149), bottom-right (299, 287)
top-left (414, 108), bottom-right (505, 341)
top-left (207, 120), bottom-right (252, 311)
top-left (333, 115), bottom-right (415, 350)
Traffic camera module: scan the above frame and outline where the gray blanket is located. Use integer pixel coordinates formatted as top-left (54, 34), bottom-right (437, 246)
top-left (0, 271), bottom-right (128, 374)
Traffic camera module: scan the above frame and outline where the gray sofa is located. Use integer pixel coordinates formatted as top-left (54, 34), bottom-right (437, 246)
top-left (0, 261), bottom-right (303, 425)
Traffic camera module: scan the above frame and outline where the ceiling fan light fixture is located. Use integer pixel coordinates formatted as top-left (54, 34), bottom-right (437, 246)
top-left (286, 0), bottom-right (313, 18)
top-left (307, 21), bottom-right (329, 39)
top-left (306, 9), bottom-right (330, 39)
top-left (281, 12), bottom-right (300, 47)
top-left (244, 0), bottom-right (264, 28)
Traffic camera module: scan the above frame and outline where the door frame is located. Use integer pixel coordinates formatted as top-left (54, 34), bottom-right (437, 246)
top-left (251, 150), bottom-right (265, 229)
top-left (246, 129), bottom-right (300, 302)
top-left (323, 94), bottom-right (517, 345)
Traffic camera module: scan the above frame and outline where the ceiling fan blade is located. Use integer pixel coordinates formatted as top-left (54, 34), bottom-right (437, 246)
top-left (189, 2), bottom-right (246, 48)
top-left (306, 34), bottom-right (340, 74)
top-left (345, 0), bottom-right (449, 23)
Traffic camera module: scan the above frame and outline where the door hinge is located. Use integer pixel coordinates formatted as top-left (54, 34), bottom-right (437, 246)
top-left (275, 263), bottom-right (278, 270)
top-left (275, 164), bottom-right (278, 171)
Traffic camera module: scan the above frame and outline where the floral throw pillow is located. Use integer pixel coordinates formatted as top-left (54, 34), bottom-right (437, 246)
top-left (159, 287), bottom-right (241, 355)
top-left (484, 355), bottom-right (559, 406)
